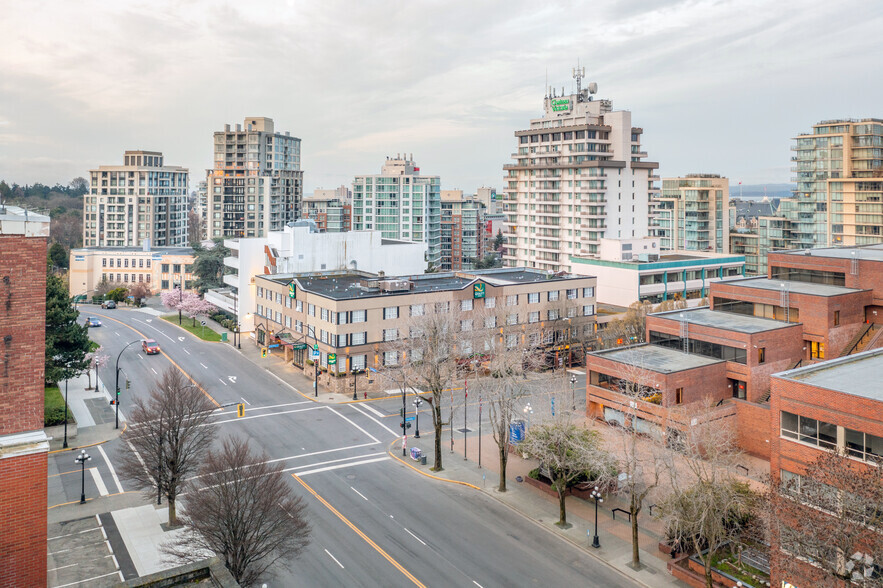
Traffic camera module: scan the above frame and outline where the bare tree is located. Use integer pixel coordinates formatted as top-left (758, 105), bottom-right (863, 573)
top-left (163, 436), bottom-right (311, 587)
top-left (393, 296), bottom-right (462, 471)
top-left (657, 401), bottom-right (752, 587)
top-left (606, 349), bottom-right (668, 569)
top-left (128, 282), bottom-right (151, 307)
top-left (521, 413), bottom-right (617, 527)
top-left (117, 368), bottom-right (216, 525)
top-left (187, 209), bottom-right (203, 246)
top-left (766, 451), bottom-right (883, 587)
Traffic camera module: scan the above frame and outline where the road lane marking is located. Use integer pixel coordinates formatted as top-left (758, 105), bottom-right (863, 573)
top-left (350, 404), bottom-right (399, 437)
top-left (47, 527), bottom-right (101, 540)
top-left (54, 571), bottom-right (122, 588)
top-left (240, 397), bottom-right (250, 406)
top-left (295, 456), bottom-right (388, 476)
top-left (93, 314), bottom-right (220, 407)
top-left (114, 332), bottom-right (120, 337)
top-left (292, 475), bottom-right (426, 588)
top-left (351, 487), bottom-right (369, 501)
top-left (327, 407), bottom-right (380, 443)
top-left (404, 528), bottom-right (427, 546)
top-left (228, 376), bottom-right (237, 384)
top-left (218, 378), bottom-right (228, 386)
top-left (324, 548), bottom-right (345, 569)
top-left (89, 467), bottom-right (109, 496)
top-left (206, 405), bottom-right (325, 426)
top-left (137, 354), bottom-right (143, 360)
top-left (282, 454), bottom-right (383, 475)
top-left (97, 445), bottom-right (124, 494)
top-left (183, 349), bottom-right (190, 355)
top-left (474, 582), bottom-right (485, 588)
top-left (133, 317), bottom-right (175, 341)
top-left (200, 363), bottom-right (208, 369)
top-left (150, 367), bottom-right (158, 375)
top-left (47, 563), bottom-right (79, 572)
top-left (362, 404), bottom-right (385, 418)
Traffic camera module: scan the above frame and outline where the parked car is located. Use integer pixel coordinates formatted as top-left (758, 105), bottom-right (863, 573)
top-left (142, 339), bottom-right (160, 355)
top-left (101, 300), bottom-right (117, 309)
top-left (85, 317), bottom-right (102, 327)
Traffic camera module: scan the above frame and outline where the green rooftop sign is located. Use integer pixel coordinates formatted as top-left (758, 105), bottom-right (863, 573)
top-left (551, 98), bottom-right (570, 112)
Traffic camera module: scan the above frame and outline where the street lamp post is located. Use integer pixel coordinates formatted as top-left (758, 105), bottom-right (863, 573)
top-left (352, 368), bottom-right (358, 401)
top-left (571, 374), bottom-right (577, 411)
top-left (115, 340), bottom-right (141, 429)
top-left (175, 284), bottom-right (183, 325)
top-left (590, 486), bottom-right (603, 548)
top-left (523, 402), bottom-right (533, 433)
top-left (413, 397), bottom-right (423, 438)
top-left (63, 379), bottom-right (70, 449)
top-left (75, 450), bottom-right (92, 504)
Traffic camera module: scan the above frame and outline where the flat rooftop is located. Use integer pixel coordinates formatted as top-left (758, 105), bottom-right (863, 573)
top-left (260, 267), bottom-right (593, 301)
top-left (720, 277), bottom-right (864, 297)
top-left (651, 307), bottom-right (797, 333)
top-left (778, 244), bottom-right (883, 263)
top-left (72, 246), bottom-right (194, 255)
top-left (589, 344), bottom-right (724, 374)
top-left (777, 348), bottom-right (883, 402)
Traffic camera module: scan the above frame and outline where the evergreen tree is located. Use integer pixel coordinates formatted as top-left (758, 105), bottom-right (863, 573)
top-left (191, 239), bottom-right (230, 294)
top-left (45, 272), bottom-right (90, 385)
top-left (48, 242), bottom-right (68, 270)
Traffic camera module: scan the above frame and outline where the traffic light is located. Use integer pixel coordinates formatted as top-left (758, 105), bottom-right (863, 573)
top-left (237, 403), bottom-right (245, 418)
top-left (125, 380), bottom-right (130, 390)
top-left (400, 422), bottom-right (412, 430)
top-left (261, 348), bottom-right (268, 358)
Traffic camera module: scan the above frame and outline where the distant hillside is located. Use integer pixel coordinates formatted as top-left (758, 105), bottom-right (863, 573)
top-left (729, 183), bottom-right (795, 199)
top-left (0, 179), bottom-right (86, 251)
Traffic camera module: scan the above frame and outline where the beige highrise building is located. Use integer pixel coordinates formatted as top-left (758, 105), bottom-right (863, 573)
top-left (83, 151), bottom-right (189, 247)
top-left (206, 117), bottom-right (303, 239)
top-left (502, 68), bottom-right (659, 272)
top-left (655, 174), bottom-right (729, 253)
top-left (792, 118), bottom-right (883, 247)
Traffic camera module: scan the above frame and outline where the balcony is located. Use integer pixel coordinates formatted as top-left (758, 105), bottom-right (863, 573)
top-left (224, 256), bottom-right (240, 270)
top-left (205, 288), bottom-right (237, 315)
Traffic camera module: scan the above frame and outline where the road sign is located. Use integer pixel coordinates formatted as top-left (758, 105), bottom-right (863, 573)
top-left (237, 403), bottom-right (245, 418)
top-left (201, 320), bottom-right (206, 326)
top-left (292, 343), bottom-right (308, 350)
top-left (328, 353), bottom-right (337, 365)
top-left (313, 343), bottom-right (319, 351)
top-left (405, 416), bottom-right (415, 422)
top-left (312, 350), bottom-right (320, 359)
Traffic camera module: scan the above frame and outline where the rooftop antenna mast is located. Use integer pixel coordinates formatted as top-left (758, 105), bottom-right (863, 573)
top-left (572, 62), bottom-right (585, 102)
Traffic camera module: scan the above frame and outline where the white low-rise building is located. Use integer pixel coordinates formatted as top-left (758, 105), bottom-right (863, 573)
top-left (206, 220), bottom-right (426, 333)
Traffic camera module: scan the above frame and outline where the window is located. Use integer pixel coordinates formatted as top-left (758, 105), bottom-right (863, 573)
top-left (161, 279), bottom-right (168, 289)
top-left (507, 313), bottom-right (518, 325)
top-left (275, 311), bottom-right (281, 324)
top-left (102, 258), bottom-right (107, 267)
top-left (173, 264), bottom-right (181, 273)
top-left (845, 428), bottom-right (883, 463)
top-left (257, 304), bottom-right (263, 317)
top-left (547, 290), bottom-right (559, 302)
top-left (485, 297), bottom-right (496, 309)
top-left (257, 286), bottom-right (264, 297)
top-left (583, 287), bottom-right (595, 298)
top-left (460, 299), bottom-right (473, 311)
top-left (295, 320), bottom-right (303, 333)
top-left (351, 354), bottom-right (367, 371)
top-left (505, 334), bottom-right (518, 349)
top-left (810, 340), bottom-right (825, 359)
top-left (757, 347), bottom-right (765, 364)
top-left (435, 301), bottom-right (450, 314)
top-left (506, 295), bottom-right (518, 306)
top-left (780, 411), bottom-right (836, 449)
top-left (383, 328), bottom-right (398, 342)
top-left (412, 348), bottom-right (424, 362)
top-left (410, 304), bottom-right (424, 316)
top-left (675, 388), bottom-right (683, 404)
top-left (383, 351), bottom-right (399, 366)
top-left (528, 293), bottom-right (540, 304)
top-left (384, 307), bottom-right (399, 320)
top-left (484, 316), bottom-right (496, 329)
top-left (350, 332), bottom-right (367, 345)
top-left (285, 316), bottom-right (292, 328)
top-left (583, 305), bottom-right (595, 316)
top-left (834, 310), bottom-right (840, 326)
top-left (285, 297), bottom-right (292, 309)
top-left (352, 310), bottom-right (367, 323)
top-left (295, 300), bottom-right (303, 312)
top-left (460, 319), bottom-right (473, 331)
top-left (276, 293), bottom-right (282, 305)
top-left (567, 289), bottom-right (578, 299)
top-left (528, 311), bottom-right (539, 323)
top-left (548, 309), bottom-right (559, 320)
top-left (567, 306), bottom-right (577, 318)
top-left (321, 308), bottom-right (329, 322)
top-left (162, 263), bottom-right (170, 272)
top-left (308, 304), bottom-right (316, 317)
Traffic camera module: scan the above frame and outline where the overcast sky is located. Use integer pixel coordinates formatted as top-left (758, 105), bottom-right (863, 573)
top-left (1, 0), bottom-right (881, 193)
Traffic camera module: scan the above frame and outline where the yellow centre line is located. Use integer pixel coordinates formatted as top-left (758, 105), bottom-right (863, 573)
top-left (291, 474), bottom-right (426, 588)
top-left (94, 312), bottom-right (220, 407)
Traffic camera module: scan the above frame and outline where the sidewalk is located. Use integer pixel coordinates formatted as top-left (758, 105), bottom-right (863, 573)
top-left (399, 428), bottom-right (689, 588)
top-left (46, 372), bottom-right (124, 452)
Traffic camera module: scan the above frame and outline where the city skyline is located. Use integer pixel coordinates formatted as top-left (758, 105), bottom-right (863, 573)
top-left (1, 1), bottom-right (882, 193)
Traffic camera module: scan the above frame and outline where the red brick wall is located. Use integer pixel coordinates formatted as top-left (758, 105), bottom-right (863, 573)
top-left (0, 451), bottom-right (47, 588)
top-left (0, 234), bottom-right (47, 435)
top-left (733, 399), bottom-right (771, 458)
top-left (767, 252), bottom-right (883, 305)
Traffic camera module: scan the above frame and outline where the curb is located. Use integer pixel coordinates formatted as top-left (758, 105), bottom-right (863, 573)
top-left (48, 421), bottom-right (128, 454)
top-left (158, 315), bottom-right (225, 343)
top-left (385, 439), bottom-right (480, 490)
top-left (390, 441), bottom-right (659, 588)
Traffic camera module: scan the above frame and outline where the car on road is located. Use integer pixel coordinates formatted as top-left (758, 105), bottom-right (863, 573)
top-left (142, 339), bottom-right (160, 355)
top-left (101, 300), bottom-right (116, 309)
top-left (85, 317), bottom-right (101, 327)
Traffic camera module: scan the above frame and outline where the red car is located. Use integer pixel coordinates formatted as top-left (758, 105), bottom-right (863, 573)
top-left (142, 339), bottom-right (160, 355)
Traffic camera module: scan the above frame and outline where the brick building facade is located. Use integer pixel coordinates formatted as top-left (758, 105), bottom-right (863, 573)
top-left (0, 206), bottom-right (50, 587)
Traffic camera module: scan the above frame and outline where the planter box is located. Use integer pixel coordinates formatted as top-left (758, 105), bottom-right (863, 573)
top-left (658, 541), bottom-right (681, 558)
top-left (523, 473), bottom-right (567, 497)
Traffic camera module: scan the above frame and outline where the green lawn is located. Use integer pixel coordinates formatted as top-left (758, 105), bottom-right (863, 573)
top-left (162, 315), bottom-right (222, 342)
top-left (45, 385), bottom-right (75, 426)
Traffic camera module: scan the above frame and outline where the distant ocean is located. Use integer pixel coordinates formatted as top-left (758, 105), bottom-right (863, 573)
top-left (729, 183), bottom-right (795, 199)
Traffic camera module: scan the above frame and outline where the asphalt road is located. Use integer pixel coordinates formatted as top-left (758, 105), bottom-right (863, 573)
top-left (61, 307), bottom-right (625, 588)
